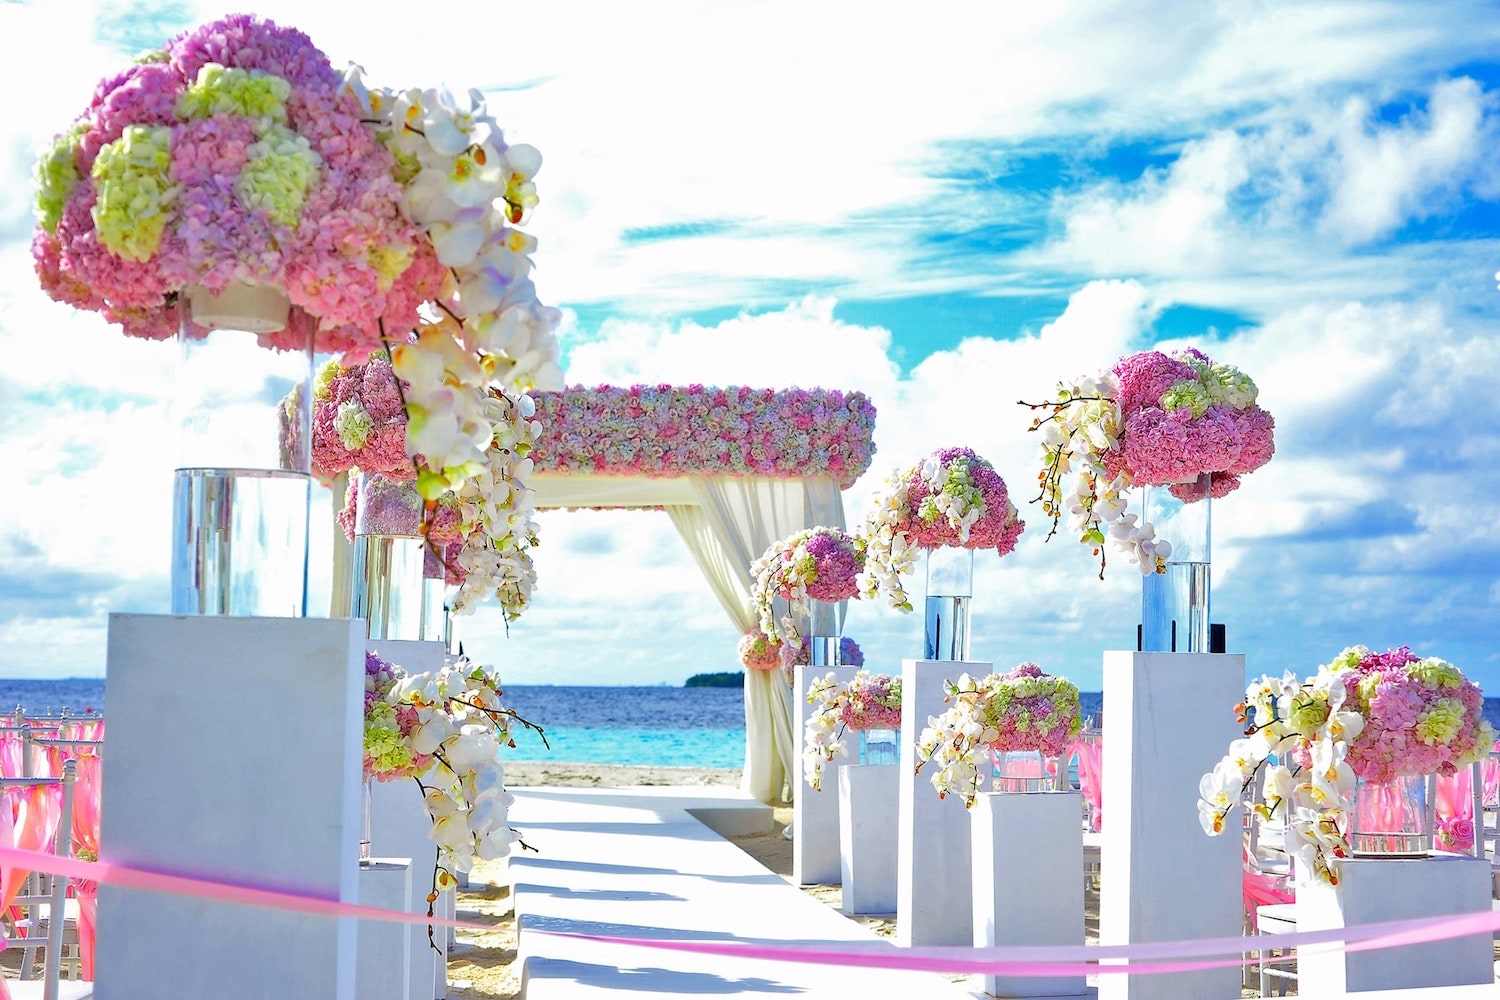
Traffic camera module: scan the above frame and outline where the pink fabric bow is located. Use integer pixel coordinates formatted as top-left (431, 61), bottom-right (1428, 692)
top-left (1069, 738), bottom-right (1103, 832)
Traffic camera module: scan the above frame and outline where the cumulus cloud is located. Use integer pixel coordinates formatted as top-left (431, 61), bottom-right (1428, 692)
top-left (1321, 77), bottom-right (1496, 244)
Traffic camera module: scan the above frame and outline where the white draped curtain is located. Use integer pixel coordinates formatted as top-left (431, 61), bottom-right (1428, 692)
top-left (665, 476), bottom-right (847, 805)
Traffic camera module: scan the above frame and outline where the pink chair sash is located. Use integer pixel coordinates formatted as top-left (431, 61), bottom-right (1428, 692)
top-left (1434, 767), bottom-right (1477, 853)
top-left (1069, 738), bottom-right (1103, 832)
top-left (72, 754), bottom-right (102, 979)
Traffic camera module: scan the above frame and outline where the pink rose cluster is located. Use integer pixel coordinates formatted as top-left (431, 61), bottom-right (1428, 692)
top-left (530, 385), bottom-right (877, 490)
top-left (311, 356), bottom-right (413, 482)
top-left (337, 472), bottom-right (464, 543)
top-left (1337, 647), bottom-right (1493, 784)
top-left (738, 630), bottom-right (784, 672)
top-left (1106, 349), bottom-right (1275, 499)
top-left (982, 663), bottom-right (1083, 757)
top-left (903, 446), bottom-right (1025, 554)
top-left (840, 673), bottom-right (902, 732)
top-left (32, 14), bottom-right (442, 355)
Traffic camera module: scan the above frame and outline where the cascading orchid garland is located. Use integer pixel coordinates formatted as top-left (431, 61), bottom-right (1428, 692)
top-left (313, 354), bottom-right (544, 618)
top-left (1197, 645), bottom-right (1494, 885)
top-left (32, 14), bottom-right (562, 554)
top-left (856, 447), bottom-right (1024, 612)
top-left (1022, 348), bottom-right (1274, 577)
top-left (363, 649), bottom-right (547, 895)
top-left (914, 663), bottom-right (1083, 808)
top-left (749, 526), bottom-right (865, 647)
top-left (802, 670), bottom-right (903, 791)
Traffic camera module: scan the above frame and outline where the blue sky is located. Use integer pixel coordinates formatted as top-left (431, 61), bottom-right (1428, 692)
top-left (1, 1), bottom-right (1498, 694)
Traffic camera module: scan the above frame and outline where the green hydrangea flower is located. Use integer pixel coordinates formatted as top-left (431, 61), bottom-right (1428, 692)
top-left (1203, 364), bottom-right (1258, 409)
top-left (235, 124), bottom-right (322, 228)
top-left (34, 121), bottom-right (89, 234)
top-left (1409, 657), bottom-right (1464, 689)
top-left (1414, 697), bottom-right (1467, 745)
top-left (90, 124), bottom-right (175, 262)
top-left (1162, 379), bottom-right (1212, 417)
top-left (177, 63), bottom-right (292, 124)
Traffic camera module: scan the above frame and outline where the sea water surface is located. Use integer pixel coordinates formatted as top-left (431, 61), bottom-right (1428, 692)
top-left (10, 679), bottom-right (1500, 771)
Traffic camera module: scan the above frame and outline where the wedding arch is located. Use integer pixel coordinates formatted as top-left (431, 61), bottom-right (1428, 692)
top-left (528, 384), bottom-right (878, 804)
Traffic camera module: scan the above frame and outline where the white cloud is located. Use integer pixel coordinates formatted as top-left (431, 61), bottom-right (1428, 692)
top-left (1048, 133), bottom-right (1250, 276)
top-left (1321, 77), bottom-right (1494, 244)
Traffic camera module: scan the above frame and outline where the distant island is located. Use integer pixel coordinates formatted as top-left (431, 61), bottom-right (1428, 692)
top-left (684, 672), bottom-right (744, 688)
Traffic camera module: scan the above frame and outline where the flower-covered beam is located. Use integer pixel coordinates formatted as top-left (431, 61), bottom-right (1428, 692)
top-left (529, 384), bottom-right (877, 500)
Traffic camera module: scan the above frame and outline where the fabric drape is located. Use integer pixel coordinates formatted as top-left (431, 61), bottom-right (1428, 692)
top-left (666, 476), bottom-right (846, 804)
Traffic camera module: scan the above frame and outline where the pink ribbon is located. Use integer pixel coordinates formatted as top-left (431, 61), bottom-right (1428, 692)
top-left (1, 840), bottom-right (1498, 979)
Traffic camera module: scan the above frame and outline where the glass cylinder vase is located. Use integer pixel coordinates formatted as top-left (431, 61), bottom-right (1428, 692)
top-left (171, 283), bottom-right (311, 617)
top-left (1140, 473), bottom-right (1212, 653)
top-left (806, 598), bottom-right (842, 666)
top-left (420, 546), bottom-right (451, 647)
top-left (859, 728), bottom-right (899, 766)
top-left (359, 776), bottom-right (373, 864)
top-left (1348, 773), bottom-right (1432, 857)
top-left (992, 750), bottom-right (1061, 793)
top-left (349, 475), bottom-right (427, 642)
top-left (924, 546), bottom-right (973, 661)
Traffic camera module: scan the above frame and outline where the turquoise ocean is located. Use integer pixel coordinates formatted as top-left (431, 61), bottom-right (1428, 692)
top-left (12, 679), bottom-right (1500, 771)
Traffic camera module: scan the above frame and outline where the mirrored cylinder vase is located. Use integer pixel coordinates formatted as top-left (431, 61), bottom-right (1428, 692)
top-left (806, 598), bottom-right (842, 666)
top-left (349, 474), bottom-right (428, 641)
top-left (1140, 472), bottom-right (1212, 653)
top-left (171, 283), bottom-right (311, 617)
top-left (923, 546), bottom-right (973, 661)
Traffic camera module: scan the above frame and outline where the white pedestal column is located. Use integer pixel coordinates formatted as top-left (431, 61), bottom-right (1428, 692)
top-left (1098, 651), bottom-right (1244, 1000)
top-left (838, 763), bottom-right (899, 915)
top-left (1297, 854), bottom-right (1492, 994)
top-left (972, 790), bottom-right (1087, 998)
top-left (897, 657), bottom-right (988, 947)
top-left (793, 663), bottom-right (857, 885)
top-left (367, 638), bottom-right (454, 997)
top-left (358, 859), bottom-right (413, 1000)
top-left (96, 615), bottom-right (365, 1000)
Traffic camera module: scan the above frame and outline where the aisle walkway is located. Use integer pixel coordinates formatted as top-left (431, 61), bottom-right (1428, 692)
top-left (507, 786), bottom-right (979, 999)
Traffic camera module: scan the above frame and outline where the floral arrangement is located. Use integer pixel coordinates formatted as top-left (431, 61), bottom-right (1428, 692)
top-left (840, 636), bottom-right (864, 667)
top-left (363, 648), bottom-right (545, 889)
top-left (1197, 645), bottom-right (1494, 884)
top-left (802, 670), bottom-right (904, 791)
top-left (311, 356), bottom-right (416, 483)
top-left (33, 13), bottom-right (562, 550)
top-left (738, 630), bottom-right (784, 671)
top-left (749, 526), bottom-right (865, 646)
top-left (307, 351), bottom-right (542, 617)
top-left (914, 663), bottom-right (1083, 807)
top-left (856, 446), bottom-right (1024, 611)
top-left (1023, 348), bottom-right (1274, 576)
top-left (529, 385), bottom-right (877, 490)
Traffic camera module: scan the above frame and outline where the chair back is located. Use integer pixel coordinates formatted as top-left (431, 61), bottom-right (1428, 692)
top-left (0, 761), bottom-right (76, 999)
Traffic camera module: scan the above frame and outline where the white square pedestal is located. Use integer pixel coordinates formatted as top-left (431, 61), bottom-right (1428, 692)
top-left (972, 790), bottom-right (1086, 999)
top-left (367, 638), bottom-right (452, 1000)
top-left (1098, 651), bottom-right (1245, 1000)
top-left (96, 614), bottom-right (365, 1000)
top-left (358, 859), bottom-right (413, 1000)
top-left (793, 663), bottom-right (857, 885)
top-left (897, 658), bottom-right (988, 946)
top-left (838, 763), bottom-right (899, 915)
top-left (1297, 854), bottom-right (1493, 995)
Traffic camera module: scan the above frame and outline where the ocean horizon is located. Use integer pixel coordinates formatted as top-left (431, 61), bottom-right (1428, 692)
top-left (10, 679), bottom-right (1500, 770)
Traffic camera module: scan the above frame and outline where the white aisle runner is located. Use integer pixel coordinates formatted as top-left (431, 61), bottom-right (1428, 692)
top-left (508, 785), bottom-right (979, 999)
